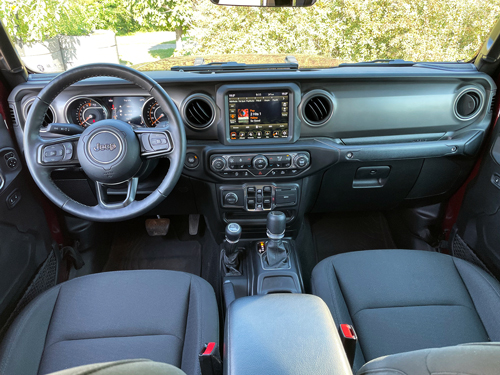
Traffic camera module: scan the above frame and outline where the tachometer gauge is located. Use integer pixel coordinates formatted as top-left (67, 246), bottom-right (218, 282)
top-left (142, 98), bottom-right (168, 127)
top-left (66, 97), bottom-right (109, 128)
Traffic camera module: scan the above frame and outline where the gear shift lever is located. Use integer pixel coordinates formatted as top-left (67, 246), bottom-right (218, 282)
top-left (264, 211), bottom-right (289, 268)
top-left (223, 223), bottom-right (242, 275)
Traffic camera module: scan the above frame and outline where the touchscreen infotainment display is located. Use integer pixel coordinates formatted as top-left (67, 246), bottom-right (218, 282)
top-left (228, 90), bottom-right (290, 140)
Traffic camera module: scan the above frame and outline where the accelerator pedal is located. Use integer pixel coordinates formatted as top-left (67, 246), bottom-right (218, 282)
top-left (145, 217), bottom-right (170, 236)
top-left (189, 214), bottom-right (200, 236)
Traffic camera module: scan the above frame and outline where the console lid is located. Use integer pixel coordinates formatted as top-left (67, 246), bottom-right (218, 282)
top-left (224, 294), bottom-right (352, 375)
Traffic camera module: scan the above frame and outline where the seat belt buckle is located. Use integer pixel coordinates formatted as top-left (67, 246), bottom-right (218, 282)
top-left (199, 342), bottom-right (222, 375)
top-left (339, 324), bottom-right (357, 367)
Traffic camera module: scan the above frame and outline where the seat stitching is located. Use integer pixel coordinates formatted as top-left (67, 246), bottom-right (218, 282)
top-left (43, 332), bottom-right (183, 351)
top-left (0, 287), bottom-right (60, 374)
top-left (179, 275), bottom-right (192, 373)
top-left (324, 262), bottom-right (341, 325)
top-left (453, 257), bottom-right (500, 340)
top-left (352, 303), bottom-right (477, 318)
top-left (454, 257), bottom-right (500, 300)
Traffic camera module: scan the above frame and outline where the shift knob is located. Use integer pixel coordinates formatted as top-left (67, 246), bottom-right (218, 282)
top-left (225, 223), bottom-right (242, 243)
top-left (266, 211), bottom-right (286, 238)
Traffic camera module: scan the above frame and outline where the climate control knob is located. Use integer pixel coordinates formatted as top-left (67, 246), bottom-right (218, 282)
top-left (294, 153), bottom-right (310, 169)
top-left (252, 155), bottom-right (268, 170)
top-left (211, 156), bottom-right (227, 171)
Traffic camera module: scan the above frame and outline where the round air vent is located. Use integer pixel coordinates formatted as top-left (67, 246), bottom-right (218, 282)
top-left (23, 99), bottom-right (56, 127)
top-left (182, 94), bottom-right (216, 130)
top-left (301, 90), bottom-right (334, 126)
top-left (454, 88), bottom-right (483, 121)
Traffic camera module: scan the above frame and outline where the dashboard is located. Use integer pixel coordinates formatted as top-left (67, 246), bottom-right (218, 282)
top-left (7, 64), bottom-right (497, 228)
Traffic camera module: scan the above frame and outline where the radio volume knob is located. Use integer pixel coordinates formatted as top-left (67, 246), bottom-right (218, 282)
top-left (294, 153), bottom-right (310, 169)
top-left (211, 156), bottom-right (227, 171)
top-left (252, 155), bottom-right (268, 170)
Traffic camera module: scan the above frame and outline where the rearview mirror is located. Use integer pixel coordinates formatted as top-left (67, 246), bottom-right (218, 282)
top-left (211, 0), bottom-right (316, 7)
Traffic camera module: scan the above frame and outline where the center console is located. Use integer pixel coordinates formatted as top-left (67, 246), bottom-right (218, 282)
top-left (225, 294), bottom-right (353, 375)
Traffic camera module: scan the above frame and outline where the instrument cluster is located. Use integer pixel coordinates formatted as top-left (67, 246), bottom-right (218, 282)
top-left (65, 96), bottom-right (167, 128)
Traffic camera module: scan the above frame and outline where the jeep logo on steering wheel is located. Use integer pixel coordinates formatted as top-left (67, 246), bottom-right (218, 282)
top-left (93, 143), bottom-right (117, 152)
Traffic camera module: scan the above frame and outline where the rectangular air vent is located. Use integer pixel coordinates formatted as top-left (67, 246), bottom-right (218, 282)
top-left (490, 94), bottom-right (497, 113)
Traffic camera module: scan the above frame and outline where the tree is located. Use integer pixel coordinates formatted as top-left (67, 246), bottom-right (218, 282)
top-left (125, 0), bottom-right (193, 50)
top-left (184, 0), bottom-right (500, 63)
top-left (0, 0), bottom-right (99, 44)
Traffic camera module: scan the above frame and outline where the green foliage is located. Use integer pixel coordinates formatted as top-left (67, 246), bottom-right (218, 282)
top-left (0, 0), bottom-right (190, 44)
top-left (1, 0), bottom-right (499, 63)
top-left (0, 0), bottom-right (100, 43)
top-left (149, 48), bottom-right (175, 59)
top-left (125, 0), bottom-right (192, 31)
top-left (185, 0), bottom-right (500, 62)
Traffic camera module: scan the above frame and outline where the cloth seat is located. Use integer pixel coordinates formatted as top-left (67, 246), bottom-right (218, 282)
top-left (0, 270), bottom-right (219, 375)
top-left (311, 250), bottom-right (500, 372)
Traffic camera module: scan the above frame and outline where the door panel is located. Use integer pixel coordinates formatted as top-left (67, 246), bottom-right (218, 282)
top-left (0, 114), bottom-right (52, 326)
top-left (456, 110), bottom-right (500, 276)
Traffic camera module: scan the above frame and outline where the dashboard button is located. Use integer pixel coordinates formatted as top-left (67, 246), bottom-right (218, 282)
top-left (294, 153), bottom-right (310, 169)
top-left (224, 192), bottom-right (238, 205)
top-left (252, 155), bottom-right (268, 170)
top-left (6, 189), bottom-right (21, 209)
top-left (211, 157), bottom-right (226, 171)
top-left (185, 153), bottom-right (200, 168)
top-left (247, 199), bottom-right (255, 209)
top-left (6, 157), bottom-right (18, 169)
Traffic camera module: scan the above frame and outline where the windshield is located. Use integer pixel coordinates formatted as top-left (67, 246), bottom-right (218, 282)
top-left (1, 0), bottom-right (499, 73)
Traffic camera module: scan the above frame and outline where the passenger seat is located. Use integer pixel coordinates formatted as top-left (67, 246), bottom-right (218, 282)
top-left (311, 250), bottom-right (500, 372)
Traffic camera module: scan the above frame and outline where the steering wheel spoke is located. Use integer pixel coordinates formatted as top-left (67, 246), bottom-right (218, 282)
top-left (135, 126), bottom-right (174, 159)
top-left (96, 177), bottom-right (138, 209)
top-left (36, 134), bottom-right (81, 169)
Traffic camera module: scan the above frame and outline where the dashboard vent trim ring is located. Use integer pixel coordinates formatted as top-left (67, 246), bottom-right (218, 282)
top-left (23, 97), bottom-right (56, 128)
top-left (181, 94), bottom-right (216, 130)
top-left (300, 90), bottom-right (334, 127)
top-left (454, 87), bottom-right (484, 121)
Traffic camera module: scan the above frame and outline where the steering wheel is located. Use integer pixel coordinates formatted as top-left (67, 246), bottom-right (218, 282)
top-left (24, 63), bottom-right (186, 222)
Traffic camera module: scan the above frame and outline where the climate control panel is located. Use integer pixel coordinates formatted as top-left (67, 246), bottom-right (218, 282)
top-left (210, 151), bottom-right (310, 178)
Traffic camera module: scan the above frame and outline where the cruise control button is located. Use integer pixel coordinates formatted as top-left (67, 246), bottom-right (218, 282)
top-left (42, 145), bottom-right (64, 163)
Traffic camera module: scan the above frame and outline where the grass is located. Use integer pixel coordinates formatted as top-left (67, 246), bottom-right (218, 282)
top-left (149, 48), bottom-right (175, 59)
top-left (133, 53), bottom-right (345, 71)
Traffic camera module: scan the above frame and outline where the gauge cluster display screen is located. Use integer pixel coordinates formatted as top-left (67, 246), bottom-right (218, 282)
top-left (65, 96), bottom-right (167, 128)
top-left (227, 90), bottom-right (290, 140)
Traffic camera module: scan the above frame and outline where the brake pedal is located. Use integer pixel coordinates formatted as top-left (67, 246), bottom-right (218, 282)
top-left (145, 217), bottom-right (170, 236)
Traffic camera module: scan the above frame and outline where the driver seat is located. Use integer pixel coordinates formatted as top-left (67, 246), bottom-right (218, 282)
top-left (0, 270), bottom-right (219, 375)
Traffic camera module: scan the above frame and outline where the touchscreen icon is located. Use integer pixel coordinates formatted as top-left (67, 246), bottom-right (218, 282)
top-left (230, 132), bottom-right (237, 140)
top-left (238, 109), bottom-right (249, 124)
top-left (273, 130), bottom-right (280, 138)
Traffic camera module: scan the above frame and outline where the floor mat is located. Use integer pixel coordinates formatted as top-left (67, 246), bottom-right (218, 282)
top-left (104, 223), bottom-right (202, 276)
top-left (310, 211), bottom-right (396, 262)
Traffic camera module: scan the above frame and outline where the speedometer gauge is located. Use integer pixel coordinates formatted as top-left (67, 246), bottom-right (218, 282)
top-left (66, 97), bottom-right (109, 128)
top-left (142, 98), bottom-right (167, 127)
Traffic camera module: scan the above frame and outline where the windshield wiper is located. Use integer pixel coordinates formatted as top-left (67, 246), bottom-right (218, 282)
top-left (171, 56), bottom-right (299, 72)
